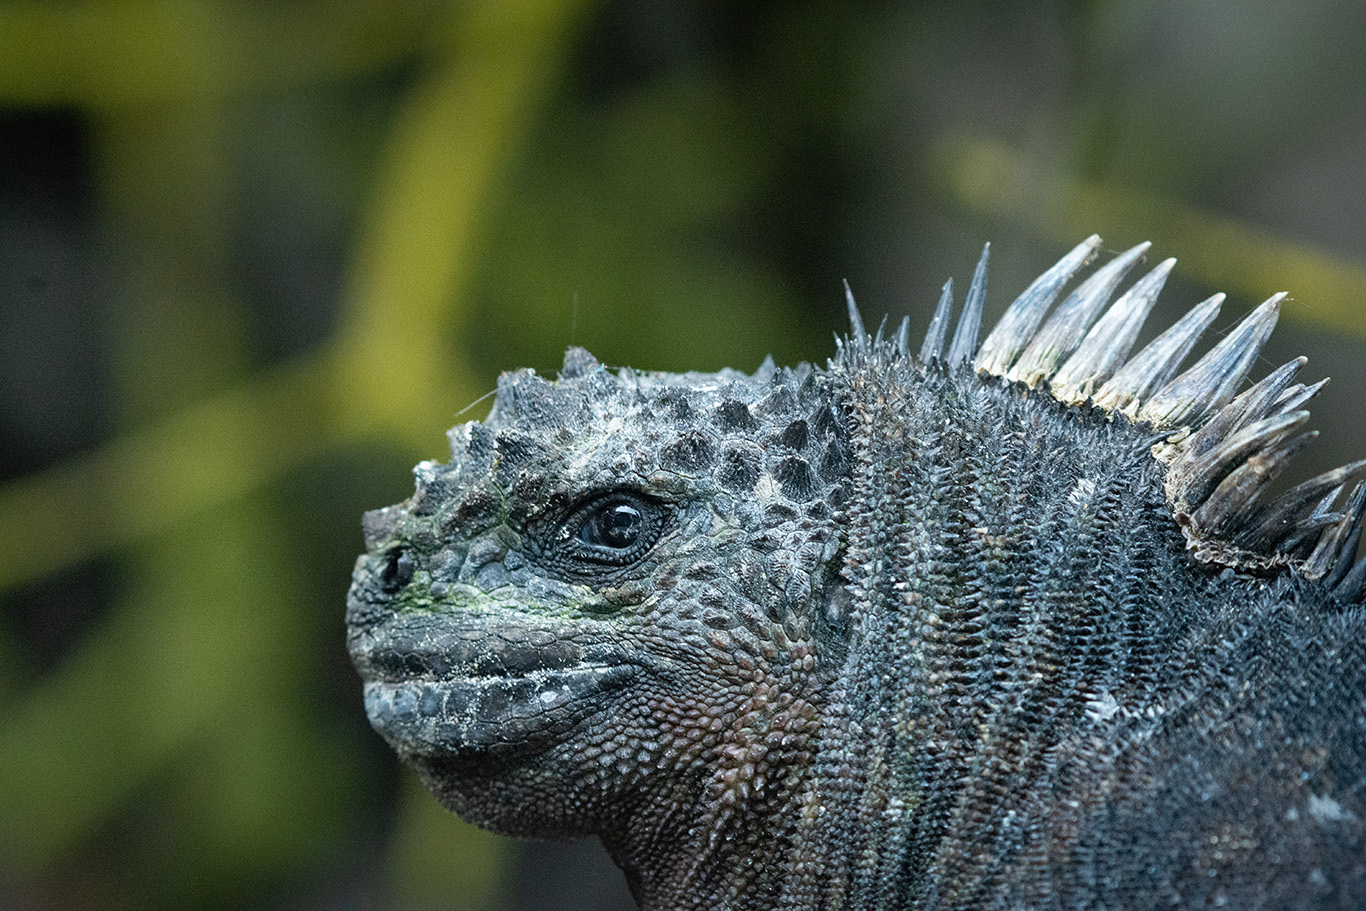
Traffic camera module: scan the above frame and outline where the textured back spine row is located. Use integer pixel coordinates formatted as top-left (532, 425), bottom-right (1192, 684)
top-left (842, 237), bottom-right (1366, 600)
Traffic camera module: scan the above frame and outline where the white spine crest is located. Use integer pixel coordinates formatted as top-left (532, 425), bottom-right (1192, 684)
top-left (839, 238), bottom-right (1366, 597)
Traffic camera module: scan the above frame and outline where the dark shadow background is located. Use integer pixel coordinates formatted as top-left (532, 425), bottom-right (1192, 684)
top-left (2, 2), bottom-right (1365, 909)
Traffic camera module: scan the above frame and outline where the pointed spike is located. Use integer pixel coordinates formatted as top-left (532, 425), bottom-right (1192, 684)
top-left (1276, 487), bottom-right (1346, 557)
top-left (1245, 467), bottom-right (1360, 551)
top-left (1137, 294), bottom-right (1284, 428)
top-left (844, 279), bottom-right (868, 352)
top-left (1284, 519), bottom-right (1349, 562)
top-left (559, 346), bottom-right (605, 379)
top-left (1332, 552), bottom-right (1366, 603)
top-left (1235, 458), bottom-right (1366, 551)
top-left (1170, 410), bottom-right (1311, 509)
top-left (975, 234), bottom-right (1101, 375)
top-left (1272, 384), bottom-right (1304, 409)
top-left (1190, 430), bottom-right (1316, 536)
top-left (1307, 487), bottom-right (1345, 522)
top-left (1279, 510), bottom-right (1347, 561)
top-left (1224, 357), bottom-right (1307, 430)
top-left (1336, 556), bottom-right (1366, 602)
top-left (1307, 482), bottom-right (1366, 581)
top-left (872, 314), bottom-right (888, 350)
top-left (1321, 482), bottom-right (1366, 587)
top-left (1052, 257), bottom-right (1176, 405)
top-left (1007, 242), bottom-right (1151, 387)
top-left (894, 316), bottom-right (911, 357)
top-left (1283, 489), bottom-right (1344, 535)
top-left (1273, 377), bottom-right (1329, 416)
top-left (1175, 358), bottom-right (1306, 468)
top-left (947, 243), bottom-right (989, 367)
top-left (1094, 293), bottom-right (1224, 418)
top-left (919, 278), bottom-right (954, 364)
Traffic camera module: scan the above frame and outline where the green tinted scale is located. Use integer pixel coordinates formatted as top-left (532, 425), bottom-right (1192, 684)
top-left (348, 238), bottom-right (1366, 910)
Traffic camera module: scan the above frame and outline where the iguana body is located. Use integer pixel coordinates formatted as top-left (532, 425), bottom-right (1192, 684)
top-left (347, 238), bottom-right (1366, 909)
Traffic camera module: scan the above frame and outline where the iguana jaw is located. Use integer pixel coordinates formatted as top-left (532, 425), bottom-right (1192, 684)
top-left (351, 615), bottom-right (642, 759)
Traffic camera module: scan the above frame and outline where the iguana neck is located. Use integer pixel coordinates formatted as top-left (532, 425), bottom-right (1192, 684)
top-left (784, 363), bottom-right (1254, 907)
top-left (608, 362), bottom-right (1211, 910)
top-left (601, 688), bottom-right (831, 911)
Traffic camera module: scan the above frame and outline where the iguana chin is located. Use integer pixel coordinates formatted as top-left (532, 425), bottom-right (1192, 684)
top-left (347, 236), bottom-right (1366, 910)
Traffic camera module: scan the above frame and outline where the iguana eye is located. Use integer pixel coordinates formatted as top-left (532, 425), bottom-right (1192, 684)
top-left (536, 491), bottom-right (670, 576)
top-left (580, 500), bottom-right (644, 549)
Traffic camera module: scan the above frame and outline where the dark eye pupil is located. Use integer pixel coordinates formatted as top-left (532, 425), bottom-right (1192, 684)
top-left (585, 502), bottom-right (643, 549)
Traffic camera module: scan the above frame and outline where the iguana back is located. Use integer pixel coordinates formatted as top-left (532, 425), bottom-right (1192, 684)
top-left (348, 237), bottom-right (1366, 909)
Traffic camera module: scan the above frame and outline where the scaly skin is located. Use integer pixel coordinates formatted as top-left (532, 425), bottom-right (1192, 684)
top-left (348, 250), bottom-right (1366, 909)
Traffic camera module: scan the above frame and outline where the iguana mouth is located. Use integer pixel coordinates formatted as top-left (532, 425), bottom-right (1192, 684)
top-left (353, 620), bottom-right (640, 757)
top-left (356, 628), bottom-right (628, 683)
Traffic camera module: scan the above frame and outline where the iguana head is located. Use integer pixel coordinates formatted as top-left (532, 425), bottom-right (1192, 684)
top-left (346, 346), bottom-right (852, 839)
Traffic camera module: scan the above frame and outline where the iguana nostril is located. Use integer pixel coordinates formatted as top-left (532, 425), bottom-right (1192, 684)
top-left (380, 549), bottom-right (414, 593)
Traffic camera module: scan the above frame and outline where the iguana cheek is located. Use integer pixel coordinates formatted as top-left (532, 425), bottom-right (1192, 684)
top-left (637, 618), bottom-right (826, 836)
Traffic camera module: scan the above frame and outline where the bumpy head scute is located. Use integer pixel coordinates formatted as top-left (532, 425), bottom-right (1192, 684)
top-left (839, 237), bottom-right (1366, 597)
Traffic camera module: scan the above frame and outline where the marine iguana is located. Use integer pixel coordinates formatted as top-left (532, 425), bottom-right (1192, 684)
top-left (347, 237), bottom-right (1366, 910)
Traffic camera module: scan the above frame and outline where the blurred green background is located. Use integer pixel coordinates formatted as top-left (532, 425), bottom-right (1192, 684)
top-left (2, 2), bottom-right (1365, 909)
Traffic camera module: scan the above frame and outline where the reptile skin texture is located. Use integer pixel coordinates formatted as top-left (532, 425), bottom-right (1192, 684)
top-left (348, 239), bottom-right (1366, 910)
